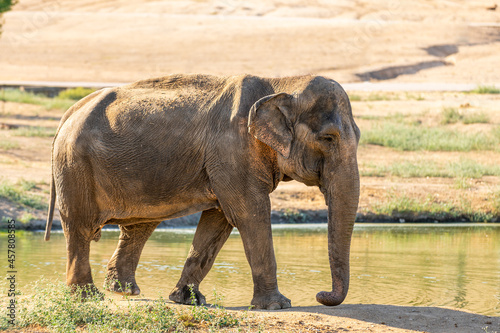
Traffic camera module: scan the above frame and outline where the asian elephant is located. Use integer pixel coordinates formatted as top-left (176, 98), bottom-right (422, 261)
top-left (44, 74), bottom-right (360, 310)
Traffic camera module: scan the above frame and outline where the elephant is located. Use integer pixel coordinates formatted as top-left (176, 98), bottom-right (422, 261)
top-left (44, 74), bottom-right (360, 310)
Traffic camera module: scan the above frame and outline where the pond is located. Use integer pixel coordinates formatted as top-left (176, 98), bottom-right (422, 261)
top-left (2, 224), bottom-right (499, 316)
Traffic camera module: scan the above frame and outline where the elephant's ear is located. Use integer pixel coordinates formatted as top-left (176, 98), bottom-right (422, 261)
top-left (248, 93), bottom-right (293, 158)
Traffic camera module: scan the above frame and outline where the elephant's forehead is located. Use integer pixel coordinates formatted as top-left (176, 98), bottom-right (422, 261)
top-left (296, 93), bottom-right (344, 130)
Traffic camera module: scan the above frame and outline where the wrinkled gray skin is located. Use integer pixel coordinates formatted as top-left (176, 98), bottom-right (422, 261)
top-left (45, 74), bottom-right (360, 309)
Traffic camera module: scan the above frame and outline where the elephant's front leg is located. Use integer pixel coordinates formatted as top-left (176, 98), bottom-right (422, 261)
top-left (104, 222), bottom-right (159, 295)
top-left (169, 208), bottom-right (233, 305)
top-left (236, 198), bottom-right (291, 310)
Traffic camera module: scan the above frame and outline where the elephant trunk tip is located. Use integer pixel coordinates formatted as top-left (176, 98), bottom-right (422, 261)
top-left (316, 290), bottom-right (346, 306)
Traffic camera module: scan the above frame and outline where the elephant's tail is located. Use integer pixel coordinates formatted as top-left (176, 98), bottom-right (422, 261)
top-left (44, 173), bottom-right (56, 241)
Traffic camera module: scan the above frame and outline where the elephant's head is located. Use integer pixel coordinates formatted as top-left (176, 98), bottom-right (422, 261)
top-left (249, 76), bottom-right (360, 306)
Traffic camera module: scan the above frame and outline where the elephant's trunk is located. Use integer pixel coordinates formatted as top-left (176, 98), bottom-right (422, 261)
top-left (316, 157), bottom-right (360, 306)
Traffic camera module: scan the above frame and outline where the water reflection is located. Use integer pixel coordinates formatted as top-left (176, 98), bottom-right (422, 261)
top-left (1, 224), bottom-right (498, 316)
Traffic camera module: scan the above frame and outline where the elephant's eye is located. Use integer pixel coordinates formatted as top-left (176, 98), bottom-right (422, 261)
top-left (319, 134), bottom-right (337, 143)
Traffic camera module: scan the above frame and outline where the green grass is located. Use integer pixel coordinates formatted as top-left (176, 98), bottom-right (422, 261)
top-left (404, 93), bottom-right (425, 101)
top-left (370, 191), bottom-right (497, 222)
top-left (19, 212), bottom-right (36, 223)
top-left (57, 87), bottom-right (96, 100)
top-left (361, 159), bottom-right (500, 178)
top-left (441, 107), bottom-right (490, 125)
top-left (441, 107), bottom-right (462, 124)
top-left (18, 179), bottom-right (38, 191)
top-left (0, 88), bottom-right (93, 111)
top-left (462, 111), bottom-right (490, 124)
top-left (361, 122), bottom-right (500, 151)
top-left (0, 180), bottom-right (46, 210)
top-left (0, 139), bottom-right (19, 150)
top-left (469, 85), bottom-right (500, 94)
top-left (348, 93), bottom-right (399, 102)
top-left (0, 279), bottom-right (241, 332)
top-left (13, 126), bottom-right (56, 137)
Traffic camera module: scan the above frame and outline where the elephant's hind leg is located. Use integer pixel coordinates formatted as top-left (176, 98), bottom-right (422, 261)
top-left (104, 222), bottom-right (160, 296)
top-left (169, 208), bottom-right (233, 305)
top-left (62, 215), bottom-right (102, 299)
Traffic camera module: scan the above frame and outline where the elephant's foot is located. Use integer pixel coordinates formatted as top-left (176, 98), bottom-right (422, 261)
top-left (104, 274), bottom-right (141, 296)
top-left (70, 283), bottom-right (105, 301)
top-left (169, 285), bottom-right (206, 306)
top-left (251, 290), bottom-right (291, 310)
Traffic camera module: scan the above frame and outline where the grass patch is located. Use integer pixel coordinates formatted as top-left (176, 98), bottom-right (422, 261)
top-left (348, 93), bottom-right (399, 102)
top-left (18, 179), bottom-right (38, 191)
top-left (361, 122), bottom-right (500, 151)
top-left (19, 212), bottom-right (36, 223)
top-left (13, 126), bottom-right (56, 138)
top-left (57, 87), bottom-right (96, 100)
top-left (441, 107), bottom-right (462, 124)
top-left (372, 192), bottom-right (456, 219)
top-left (0, 180), bottom-right (46, 210)
top-left (469, 85), bottom-right (500, 94)
top-left (361, 159), bottom-right (500, 178)
top-left (370, 191), bottom-right (497, 222)
top-left (453, 178), bottom-right (473, 190)
top-left (462, 111), bottom-right (490, 124)
top-left (0, 279), bottom-right (241, 332)
top-left (349, 94), bottom-right (362, 101)
top-left (404, 93), bottom-right (425, 101)
top-left (0, 88), bottom-right (84, 111)
top-left (441, 107), bottom-right (490, 125)
top-left (0, 139), bottom-right (19, 150)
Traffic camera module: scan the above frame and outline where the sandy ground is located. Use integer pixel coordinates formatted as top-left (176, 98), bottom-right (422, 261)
top-left (0, 1), bottom-right (499, 331)
top-left (119, 300), bottom-right (500, 333)
top-left (0, 0), bottom-right (499, 84)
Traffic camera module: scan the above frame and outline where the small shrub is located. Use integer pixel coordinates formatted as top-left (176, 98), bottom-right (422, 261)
top-left (280, 209), bottom-right (307, 223)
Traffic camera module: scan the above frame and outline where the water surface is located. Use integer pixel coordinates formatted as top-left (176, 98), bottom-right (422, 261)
top-left (1, 224), bottom-right (499, 316)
